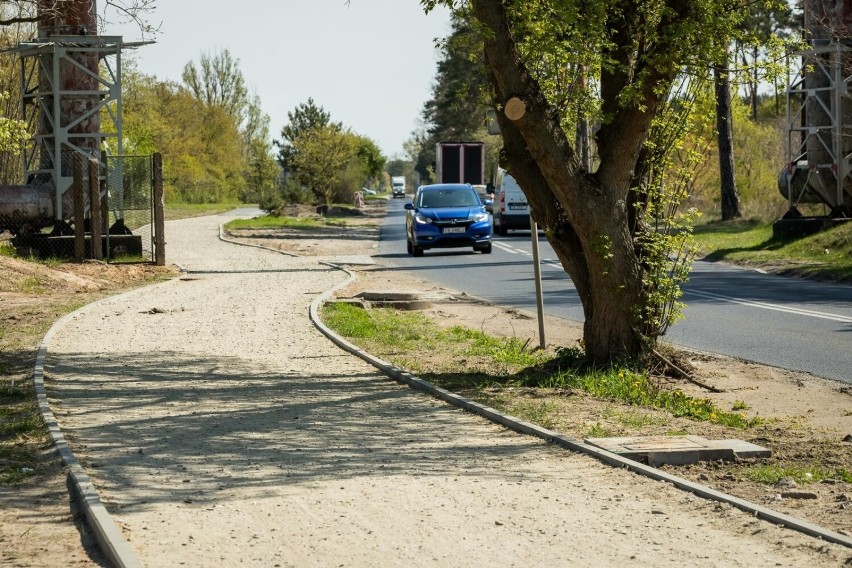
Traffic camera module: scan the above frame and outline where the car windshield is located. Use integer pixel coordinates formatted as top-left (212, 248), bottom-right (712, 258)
top-left (418, 189), bottom-right (480, 208)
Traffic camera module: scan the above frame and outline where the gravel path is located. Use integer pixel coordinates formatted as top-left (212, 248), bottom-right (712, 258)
top-left (44, 213), bottom-right (847, 567)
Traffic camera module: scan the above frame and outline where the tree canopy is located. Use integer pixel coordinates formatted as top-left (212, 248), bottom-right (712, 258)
top-left (421, 0), bottom-right (758, 364)
top-left (274, 99), bottom-right (385, 207)
top-left (182, 49), bottom-right (248, 124)
top-left (407, 13), bottom-right (503, 183)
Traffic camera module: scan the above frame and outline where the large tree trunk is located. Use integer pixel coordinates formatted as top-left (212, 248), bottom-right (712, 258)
top-left (714, 54), bottom-right (742, 221)
top-left (471, 0), bottom-right (681, 363)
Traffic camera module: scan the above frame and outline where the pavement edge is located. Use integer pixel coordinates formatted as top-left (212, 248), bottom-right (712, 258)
top-left (310, 261), bottom-right (852, 550)
top-left (33, 281), bottom-right (185, 568)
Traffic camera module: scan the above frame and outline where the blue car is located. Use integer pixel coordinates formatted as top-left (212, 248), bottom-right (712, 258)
top-left (404, 184), bottom-right (493, 256)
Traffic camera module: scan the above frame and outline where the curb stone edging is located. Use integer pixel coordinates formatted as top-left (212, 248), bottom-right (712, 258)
top-left (33, 283), bottom-right (184, 568)
top-left (218, 223), bottom-right (299, 257)
top-left (29, 215), bottom-right (317, 567)
top-left (310, 262), bottom-right (852, 550)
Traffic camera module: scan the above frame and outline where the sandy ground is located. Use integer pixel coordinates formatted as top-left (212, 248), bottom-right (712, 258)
top-left (32, 211), bottom-right (850, 566)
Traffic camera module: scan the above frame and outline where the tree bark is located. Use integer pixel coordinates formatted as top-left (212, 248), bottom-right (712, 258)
top-left (714, 54), bottom-right (742, 221)
top-left (471, 0), bottom-right (687, 362)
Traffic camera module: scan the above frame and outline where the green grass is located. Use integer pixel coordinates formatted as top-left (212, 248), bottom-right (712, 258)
top-left (224, 214), bottom-right (347, 231)
top-left (744, 463), bottom-right (852, 485)
top-left (0, 239), bottom-right (65, 268)
top-left (0, 403), bottom-right (42, 437)
top-left (693, 219), bottom-right (852, 281)
top-left (17, 276), bottom-right (45, 294)
top-left (587, 423), bottom-right (613, 438)
top-left (164, 202), bottom-right (249, 221)
top-left (108, 253), bottom-right (150, 264)
top-left (504, 399), bottom-right (559, 429)
top-left (600, 407), bottom-right (671, 429)
top-left (321, 302), bottom-right (760, 429)
top-left (0, 447), bottom-right (37, 483)
top-left (0, 383), bottom-right (42, 483)
top-left (444, 326), bottom-right (545, 371)
top-left (545, 360), bottom-right (760, 428)
top-left (0, 241), bottom-right (15, 258)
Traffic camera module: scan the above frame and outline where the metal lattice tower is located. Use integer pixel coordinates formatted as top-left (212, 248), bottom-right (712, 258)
top-left (784, 40), bottom-right (852, 213)
top-left (13, 33), bottom-right (124, 222)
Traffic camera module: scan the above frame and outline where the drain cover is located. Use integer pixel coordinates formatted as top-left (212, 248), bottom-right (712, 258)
top-left (585, 435), bottom-right (771, 466)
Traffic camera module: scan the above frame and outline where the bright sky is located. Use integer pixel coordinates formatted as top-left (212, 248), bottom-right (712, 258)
top-left (103, 1), bottom-right (452, 159)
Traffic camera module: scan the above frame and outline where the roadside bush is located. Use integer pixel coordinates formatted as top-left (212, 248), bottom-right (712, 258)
top-left (259, 178), bottom-right (313, 214)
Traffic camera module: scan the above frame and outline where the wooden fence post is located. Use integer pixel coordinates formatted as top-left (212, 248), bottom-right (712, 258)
top-left (153, 153), bottom-right (165, 266)
top-left (88, 158), bottom-right (102, 260)
top-left (73, 153), bottom-right (85, 261)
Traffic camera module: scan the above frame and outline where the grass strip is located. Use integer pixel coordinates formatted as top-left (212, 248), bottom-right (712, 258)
top-left (744, 463), bottom-right (852, 485)
top-left (693, 220), bottom-right (852, 281)
top-left (321, 302), bottom-right (759, 429)
top-left (224, 215), bottom-right (347, 231)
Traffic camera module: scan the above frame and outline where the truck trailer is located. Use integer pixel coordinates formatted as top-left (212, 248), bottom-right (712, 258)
top-left (391, 176), bottom-right (407, 197)
top-left (435, 142), bottom-right (484, 185)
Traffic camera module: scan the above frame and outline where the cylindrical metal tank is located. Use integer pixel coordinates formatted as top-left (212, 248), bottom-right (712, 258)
top-left (0, 185), bottom-right (54, 234)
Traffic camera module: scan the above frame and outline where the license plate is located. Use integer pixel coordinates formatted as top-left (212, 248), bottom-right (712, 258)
top-left (443, 226), bottom-right (466, 234)
top-left (508, 203), bottom-right (527, 210)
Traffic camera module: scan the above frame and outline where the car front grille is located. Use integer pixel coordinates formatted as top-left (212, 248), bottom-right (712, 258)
top-left (433, 218), bottom-right (471, 228)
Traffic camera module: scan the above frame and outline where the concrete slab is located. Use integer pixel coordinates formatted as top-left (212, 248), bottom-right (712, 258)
top-left (326, 255), bottom-right (375, 265)
top-left (585, 435), bottom-right (771, 467)
top-left (353, 290), bottom-right (444, 310)
top-left (356, 291), bottom-right (426, 301)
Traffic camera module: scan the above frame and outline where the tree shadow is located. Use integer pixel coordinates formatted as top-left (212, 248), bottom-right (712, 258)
top-left (45, 350), bottom-right (553, 514)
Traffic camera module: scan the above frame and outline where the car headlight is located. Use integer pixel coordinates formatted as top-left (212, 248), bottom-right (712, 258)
top-left (470, 212), bottom-right (489, 223)
top-left (414, 213), bottom-right (433, 224)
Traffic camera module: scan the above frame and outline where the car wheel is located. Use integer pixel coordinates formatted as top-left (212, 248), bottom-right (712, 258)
top-left (413, 245), bottom-right (424, 257)
top-left (477, 243), bottom-right (492, 254)
top-left (407, 239), bottom-right (413, 255)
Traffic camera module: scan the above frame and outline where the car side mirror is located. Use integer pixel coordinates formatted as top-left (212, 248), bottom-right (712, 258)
top-left (484, 199), bottom-right (493, 206)
top-left (404, 203), bottom-right (414, 210)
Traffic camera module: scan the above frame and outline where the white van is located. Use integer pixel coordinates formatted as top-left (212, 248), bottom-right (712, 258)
top-left (493, 171), bottom-right (530, 235)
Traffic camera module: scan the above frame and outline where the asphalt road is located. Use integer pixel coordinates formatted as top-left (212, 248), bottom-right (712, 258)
top-left (378, 197), bottom-right (852, 384)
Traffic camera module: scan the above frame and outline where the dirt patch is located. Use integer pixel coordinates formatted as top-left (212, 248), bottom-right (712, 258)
top-left (0, 248), bottom-right (177, 567)
top-left (333, 264), bottom-right (852, 537)
top-left (226, 199), bottom-right (852, 537)
top-left (230, 201), bottom-right (384, 257)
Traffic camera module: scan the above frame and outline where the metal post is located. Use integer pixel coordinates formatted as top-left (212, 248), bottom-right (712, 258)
top-left (530, 215), bottom-right (545, 349)
top-left (153, 152), bottom-right (165, 266)
top-left (73, 153), bottom-right (85, 260)
top-left (88, 157), bottom-right (102, 260)
top-left (834, 45), bottom-right (844, 208)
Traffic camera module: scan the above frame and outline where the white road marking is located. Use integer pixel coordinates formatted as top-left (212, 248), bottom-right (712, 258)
top-left (685, 289), bottom-right (852, 323)
top-left (492, 242), bottom-right (850, 323)
top-left (493, 241), bottom-right (529, 255)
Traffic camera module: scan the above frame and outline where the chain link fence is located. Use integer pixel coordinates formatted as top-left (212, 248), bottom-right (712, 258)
top-left (104, 154), bottom-right (154, 263)
top-left (0, 152), bottom-right (155, 262)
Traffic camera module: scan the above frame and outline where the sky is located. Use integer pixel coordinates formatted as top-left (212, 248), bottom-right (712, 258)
top-left (103, 1), bottom-right (452, 158)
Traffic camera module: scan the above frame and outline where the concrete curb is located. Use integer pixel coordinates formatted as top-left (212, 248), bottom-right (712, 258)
top-left (29, 217), bottom-right (345, 567)
top-left (30, 218), bottom-right (332, 566)
top-left (309, 263), bottom-right (852, 550)
top-left (34, 284), bottom-right (181, 568)
top-left (218, 223), bottom-right (299, 257)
